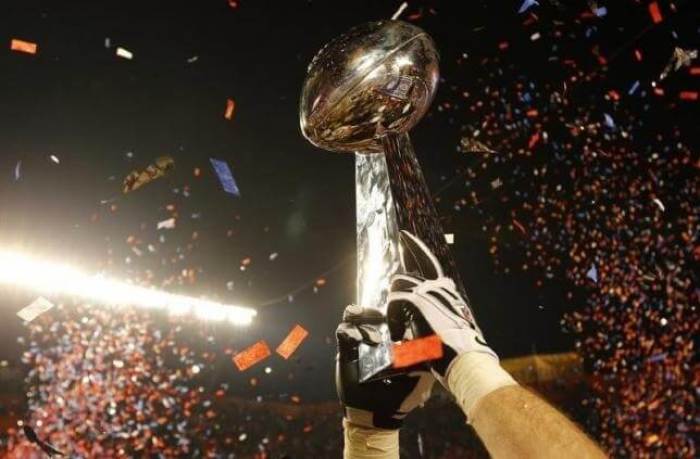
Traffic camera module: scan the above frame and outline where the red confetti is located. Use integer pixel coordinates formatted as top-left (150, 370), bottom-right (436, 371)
top-left (227, 0), bottom-right (238, 8)
top-left (276, 324), bottom-right (309, 359)
top-left (224, 98), bottom-right (235, 120)
top-left (232, 340), bottom-right (271, 371)
top-left (634, 49), bottom-right (643, 61)
top-left (392, 335), bottom-right (443, 369)
top-left (512, 218), bottom-right (527, 235)
top-left (679, 91), bottom-right (698, 101)
top-left (528, 131), bottom-right (541, 149)
top-left (648, 2), bottom-right (662, 24)
top-left (526, 109), bottom-right (539, 118)
top-left (690, 67), bottom-right (700, 76)
top-left (10, 39), bottom-right (37, 55)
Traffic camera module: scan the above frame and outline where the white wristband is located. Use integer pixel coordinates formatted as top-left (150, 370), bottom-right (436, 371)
top-left (447, 352), bottom-right (518, 422)
top-left (343, 418), bottom-right (399, 459)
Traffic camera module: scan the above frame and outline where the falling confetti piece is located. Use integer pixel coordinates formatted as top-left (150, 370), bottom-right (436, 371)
top-left (269, 252), bottom-right (278, 261)
top-left (233, 340), bottom-right (271, 371)
top-left (157, 218), bottom-right (176, 230)
top-left (586, 264), bottom-right (598, 282)
top-left (123, 156), bottom-right (174, 193)
top-left (392, 335), bottom-right (443, 369)
top-left (116, 47), bottom-right (133, 60)
top-left (444, 233), bottom-right (454, 244)
top-left (652, 198), bottom-right (665, 212)
top-left (224, 98), bottom-right (236, 120)
top-left (10, 39), bottom-right (37, 55)
top-left (50, 155), bottom-right (60, 164)
top-left (275, 324), bottom-right (309, 359)
top-left (14, 161), bottom-right (21, 181)
top-left (16, 297), bottom-right (54, 322)
top-left (210, 158), bottom-right (240, 196)
top-left (391, 2), bottom-right (409, 20)
top-left (648, 2), bottom-right (662, 24)
top-left (518, 0), bottom-right (539, 14)
top-left (679, 91), bottom-right (698, 101)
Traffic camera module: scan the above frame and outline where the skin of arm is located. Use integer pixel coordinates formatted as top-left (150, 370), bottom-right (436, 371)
top-left (470, 384), bottom-right (607, 459)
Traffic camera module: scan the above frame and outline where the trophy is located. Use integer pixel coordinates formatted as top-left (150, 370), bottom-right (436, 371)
top-left (300, 21), bottom-right (467, 380)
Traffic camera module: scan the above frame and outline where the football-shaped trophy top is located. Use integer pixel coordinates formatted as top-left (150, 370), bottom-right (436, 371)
top-left (300, 21), bottom-right (440, 154)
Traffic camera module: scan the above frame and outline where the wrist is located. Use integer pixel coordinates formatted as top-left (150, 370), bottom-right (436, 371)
top-left (343, 418), bottom-right (399, 459)
top-left (446, 351), bottom-right (517, 423)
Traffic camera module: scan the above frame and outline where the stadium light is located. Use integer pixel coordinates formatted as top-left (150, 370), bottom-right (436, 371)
top-left (0, 249), bottom-right (256, 325)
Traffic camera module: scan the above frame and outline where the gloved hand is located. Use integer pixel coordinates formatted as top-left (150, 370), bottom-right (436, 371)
top-left (336, 304), bottom-right (435, 430)
top-left (387, 230), bottom-right (498, 387)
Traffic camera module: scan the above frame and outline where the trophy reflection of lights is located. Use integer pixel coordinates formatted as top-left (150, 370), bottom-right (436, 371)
top-left (300, 21), bottom-right (466, 380)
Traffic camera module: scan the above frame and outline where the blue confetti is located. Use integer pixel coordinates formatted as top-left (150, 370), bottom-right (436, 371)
top-left (648, 353), bottom-right (667, 363)
top-left (628, 80), bottom-right (640, 95)
top-left (586, 264), bottom-right (598, 282)
top-left (594, 6), bottom-right (607, 17)
top-left (603, 113), bottom-right (615, 129)
top-left (209, 158), bottom-right (240, 197)
top-left (518, 0), bottom-right (539, 14)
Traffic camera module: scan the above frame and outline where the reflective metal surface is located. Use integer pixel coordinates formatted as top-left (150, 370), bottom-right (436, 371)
top-left (300, 21), bottom-right (439, 153)
top-left (355, 153), bottom-right (401, 313)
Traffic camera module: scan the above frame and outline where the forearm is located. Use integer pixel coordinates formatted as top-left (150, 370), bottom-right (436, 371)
top-left (471, 385), bottom-right (606, 459)
top-left (343, 418), bottom-right (399, 459)
top-left (447, 352), bottom-right (605, 459)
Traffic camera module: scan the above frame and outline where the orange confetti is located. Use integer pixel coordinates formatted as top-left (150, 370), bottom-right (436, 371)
top-left (315, 277), bottom-right (326, 287)
top-left (228, 0), bottom-right (239, 8)
top-left (679, 91), bottom-right (698, 101)
top-left (526, 109), bottom-right (538, 118)
top-left (224, 98), bottom-right (236, 120)
top-left (10, 39), bottom-right (37, 55)
top-left (528, 131), bottom-right (541, 149)
top-left (276, 324), bottom-right (309, 359)
top-left (648, 2), bottom-right (662, 24)
top-left (194, 167), bottom-right (201, 177)
top-left (513, 218), bottom-right (527, 235)
top-left (392, 335), bottom-right (443, 369)
top-left (634, 49), bottom-right (643, 61)
top-left (233, 340), bottom-right (271, 371)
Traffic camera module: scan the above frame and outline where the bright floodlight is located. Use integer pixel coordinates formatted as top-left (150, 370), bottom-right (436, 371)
top-left (0, 250), bottom-right (256, 325)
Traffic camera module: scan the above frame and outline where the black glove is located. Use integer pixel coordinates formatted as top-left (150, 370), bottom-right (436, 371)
top-left (336, 304), bottom-right (434, 429)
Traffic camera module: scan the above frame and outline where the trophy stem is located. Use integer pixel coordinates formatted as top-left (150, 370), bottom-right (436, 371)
top-left (381, 133), bottom-right (467, 298)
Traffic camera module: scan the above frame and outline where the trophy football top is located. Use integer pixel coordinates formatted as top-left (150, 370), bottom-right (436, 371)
top-left (299, 20), bottom-right (440, 154)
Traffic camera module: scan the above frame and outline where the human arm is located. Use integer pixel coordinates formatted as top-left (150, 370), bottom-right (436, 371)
top-left (336, 305), bottom-right (434, 459)
top-left (387, 230), bottom-right (606, 459)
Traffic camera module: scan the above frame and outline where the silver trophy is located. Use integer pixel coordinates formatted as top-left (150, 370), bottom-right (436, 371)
top-left (300, 21), bottom-right (466, 380)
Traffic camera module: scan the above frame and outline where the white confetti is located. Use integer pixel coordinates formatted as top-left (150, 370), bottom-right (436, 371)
top-left (391, 2), bottom-right (408, 20)
top-left (116, 47), bottom-right (133, 60)
top-left (16, 296), bottom-right (54, 322)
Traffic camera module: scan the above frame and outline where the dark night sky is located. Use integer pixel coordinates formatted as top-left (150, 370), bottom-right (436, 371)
top-left (3, 0), bottom-right (688, 401)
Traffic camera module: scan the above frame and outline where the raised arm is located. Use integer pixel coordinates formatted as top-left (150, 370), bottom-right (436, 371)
top-left (387, 230), bottom-right (606, 459)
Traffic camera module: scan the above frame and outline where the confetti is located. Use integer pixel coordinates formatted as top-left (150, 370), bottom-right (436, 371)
top-left (518, 0), bottom-right (539, 14)
top-left (209, 158), bottom-right (240, 196)
top-left (233, 340), bottom-right (271, 371)
top-left (586, 264), bottom-right (598, 282)
top-left (648, 2), bottom-right (662, 24)
top-left (392, 335), bottom-right (443, 369)
top-left (49, 155), bottom-right (60, 164)
top-left (14, 161), bottom-right (21, 181)
top-left (116, 47), bottom-right (133, 60)
top-left (275, 324), bottom-right (309, 359)
top-left (123, 156), bottom-right (174, 193)
top-left (10, 39), bottom-right (37, 55)
top-left (16, 297), bottom-right (55, 322)
top-left (391, 2), bottom-right (409, 20)
top-left (224, 98), bottom-right (236, 120)
top-left (444, 233), bottom-right (454, 244)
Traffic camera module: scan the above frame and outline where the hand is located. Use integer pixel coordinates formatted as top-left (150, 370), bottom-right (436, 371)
top-left (336, 304), bottom-right (434, 430)
top-left (387, 230), bottom-right (498, 386)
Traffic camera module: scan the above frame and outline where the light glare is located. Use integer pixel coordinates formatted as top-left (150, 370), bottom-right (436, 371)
top-left (0, 250), bottom-right (256, 325)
